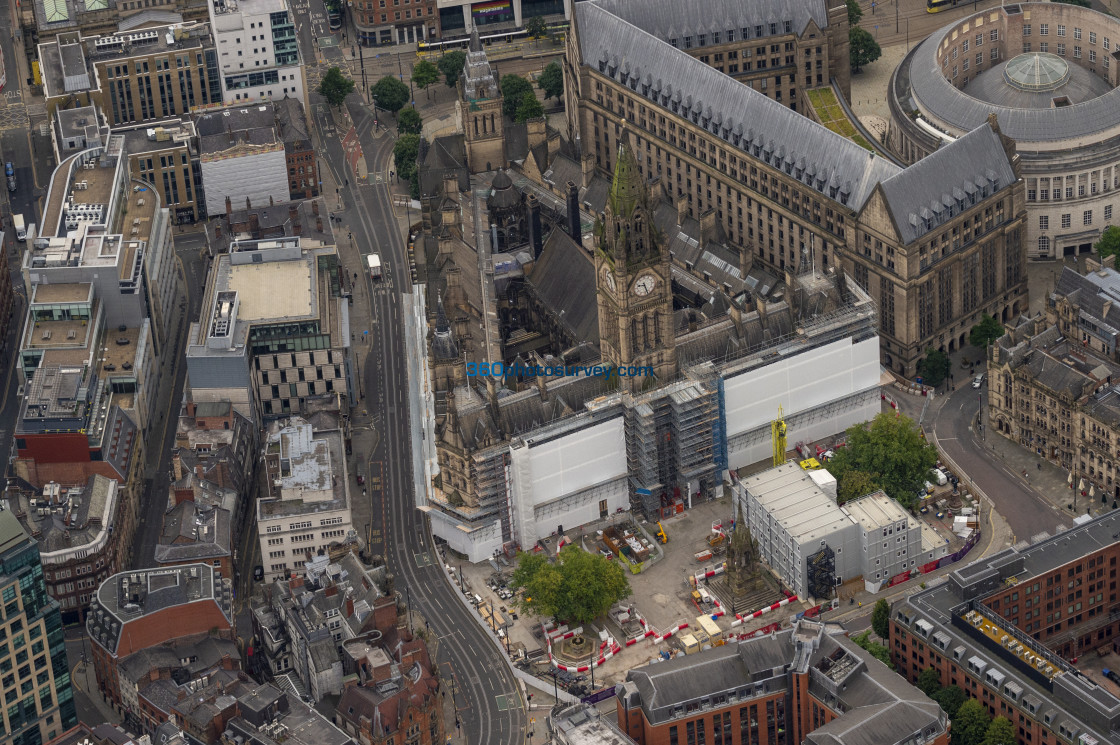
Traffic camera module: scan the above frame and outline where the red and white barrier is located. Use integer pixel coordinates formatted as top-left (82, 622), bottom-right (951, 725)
top-left (729, 596), bottom-right (798, 628)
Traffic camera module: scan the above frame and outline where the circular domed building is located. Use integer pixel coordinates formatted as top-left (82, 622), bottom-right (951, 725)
top-left (888, 3), bottom-right (1120, 260)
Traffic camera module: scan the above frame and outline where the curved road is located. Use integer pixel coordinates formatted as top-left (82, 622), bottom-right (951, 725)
top-left (328, 92), bottom-right (527, 744)
top-left (933, 384), bottom-right (1066, 542)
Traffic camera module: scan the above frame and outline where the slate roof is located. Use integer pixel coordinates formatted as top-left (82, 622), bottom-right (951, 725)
top-left (525, 230), bottom-right (600, 346)
top-left (1054, 266), bottom-right (1120, 343)
top-left (575, 0), bottom-right (1019, 244)
top-left (591, 0), bottom-right (829, 44)
top-left (878, 122), bottom-right (1016, 244)
top-left (575, 1), bottom-right (900, 213)
top-left (907, 6), bottom-right (1120, 143)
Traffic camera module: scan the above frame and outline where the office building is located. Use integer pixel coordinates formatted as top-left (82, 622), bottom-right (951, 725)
top-left (38, 21), bottom-right (224, 127)
top-left (207, 0), bottom-right (305, 106)
top-left (186, 216), bottom-right (351, 418)
top-left (256, 417), bottom-right (355, 583)
top-left (0, 509), bottom-right (77, 745)
top-left (354, 0), bottom-right (436, 46)
top-left (615, 618), bottom-right (948, 745)
top-left (5, 476), bottom-right (133, 624)
top-left (566, 0), bottom-right (1028, 377)
top-left (891, 510), bottom-right (1120, 744)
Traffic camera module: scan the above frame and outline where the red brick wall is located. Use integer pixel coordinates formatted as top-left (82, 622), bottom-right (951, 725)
top-left (116, 601), bottom-right (232, 658)
top-left (17, 432), bottom-right (90, 463)
top-left (620, 692), bottom-right (786, 745)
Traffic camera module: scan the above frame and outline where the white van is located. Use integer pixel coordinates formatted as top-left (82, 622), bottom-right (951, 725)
top-left (367, 253), bottom-right (382, 280)
top-left (12, 214), bottom-right (25, 241)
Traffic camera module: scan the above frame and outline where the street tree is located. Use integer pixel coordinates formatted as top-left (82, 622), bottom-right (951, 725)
top-left (871, 598), bottom-right (891, 641)
top-left (846, 0), bottom-right (862, 26)
top-left (932, 686), bottom-right (966, 718)
top-left (525, 15), bottom-right (548, 42)
top-left (371, 75), bottom-right (410, 115)
top-left (397, 107), bottom-right (423, 135)
top-left (412, 59), bottom-right (440, 99)
top-left (917, 667), bottom-right (941, 697)
top-left (919, 348), bottom-right (951, 387)
top-left (539, 61), bottom-right (564, 102)
top-left (439, 50), bottom-right (467, 88)
top-left (1095, 225), bottom-right (1120, 260)
top-left (969, 313), bottom-right (1005, 348)
top-left (851, 630), bottom-right (893, 669)
top-left (393, 134), bottom-right (421, 184)
top-left (501, 74), bottom-right (534, 118)
top-left (982, 718), bottom-right (1016, 745)
top-left (837, 469), bottom-right (880, 504)
top-left (827, 412), bottom-right (939, 511)
top-left (515, 91), bottom-right (544, 122)
top-left (318, 67), bottom-right (355, 109)
top-left (850, 27), bottom-right (881, 72)
top-left (951, 700), bottom-right (991, 745)
top-left (511, 544), bottom-right (631, 624)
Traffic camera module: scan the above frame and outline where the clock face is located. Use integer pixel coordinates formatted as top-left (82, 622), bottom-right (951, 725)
top-left (633, 273), bottom-right (657, 297)
top-left (601, 266), bottom-right (616, 292)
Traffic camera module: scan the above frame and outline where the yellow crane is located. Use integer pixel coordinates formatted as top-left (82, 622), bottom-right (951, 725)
top-left (772, 405), bottom-right (787, 467)
top-left (656, 522), bottom-right (668, 543)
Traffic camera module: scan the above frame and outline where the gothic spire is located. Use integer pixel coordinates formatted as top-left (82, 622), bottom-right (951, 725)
top-left (608, 135), bottom-right (644, 217)
top-left (469, 25), bottom-right (483, 53)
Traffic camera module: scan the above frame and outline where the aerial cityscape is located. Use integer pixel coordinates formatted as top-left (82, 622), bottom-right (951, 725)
top-left (0, 0), bottom-right (1119, 742)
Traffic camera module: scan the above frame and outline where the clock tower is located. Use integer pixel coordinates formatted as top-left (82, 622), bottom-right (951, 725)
top-left (594, 137), bottom-right (676, 392)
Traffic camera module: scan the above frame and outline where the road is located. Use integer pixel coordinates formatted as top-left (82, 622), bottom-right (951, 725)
top-left (130, 231), bottom-right (207, 570)
top-left (292, 0), bottom-right (529, 741)
top-left (933, 384), bottom-right (1066, 542)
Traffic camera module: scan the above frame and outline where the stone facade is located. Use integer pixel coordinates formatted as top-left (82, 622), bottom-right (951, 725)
top-left (568, 0), bottom-right (1029, 376)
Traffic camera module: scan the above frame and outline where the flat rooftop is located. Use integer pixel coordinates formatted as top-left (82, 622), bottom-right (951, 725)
top-left (22, 299), bottom-right (100, 353)
top-left (741, 463), bottom-right (855, 544)
top-left (227, 259), bottom-right (315, 322)
top-left (31, 282), bottom-right (93, 304)
top-left (259, 420), bottom-right (349, 520)
top-left (843, 491), bottom-right (911, 531)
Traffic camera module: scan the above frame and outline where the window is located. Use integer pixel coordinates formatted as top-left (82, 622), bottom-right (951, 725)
top-left (1075, 27), bottom-right (1082, 40)
top-left (1039, 215), bottom-right (1049, 230)
top-left (992, 48), bottom-right (999, 60)
top-left (963, 40), bottom-right (969, 52)
top-left (1091, 50), bottom-right (1098, 62)
top-left (1062, 214), bottom-right (1072, 229)
top-left (1091, 31), bottom-right (1098, 44)
top-left (1040, 24), bottom-right (1049, 36)
top-left (976, 33), bottom-right (983, 47)
top-left (1040, 42), bottom-right (1049, 53)
top-left (977, 52), bottom-right (983, 65)
top-left (990, 29), bottom-right (998, 41)
top-left (1024, 24), bottom-right (1032, 36)
top-left (1106, 205), bottom-right (1112, 221)
top-left (1057, 44), bottom-right (1066, 56)
top-left (1084, 210), bottom-right (1093, 226)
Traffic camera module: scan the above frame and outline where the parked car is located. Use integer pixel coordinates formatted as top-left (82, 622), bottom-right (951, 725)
top-left (253, 565), bottom-right (264, 581)
top-left (972, 374), bottom-right (985, 389)
top-left (5, 163), bottom-right (14, 192)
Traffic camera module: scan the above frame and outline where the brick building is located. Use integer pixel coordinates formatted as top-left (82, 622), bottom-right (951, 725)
top-left (85, 564), bottom-right (234, 714)
top-left (352, 0), bottom-right (437, 47)
top-left (615, 619), bottom-right (948, 745)
top-left (6, 475), bottom-right (134, 623)
top-left (275, 95), bottom-right (318, 201)
top-left (891, 511), bottom-right (1120, 744)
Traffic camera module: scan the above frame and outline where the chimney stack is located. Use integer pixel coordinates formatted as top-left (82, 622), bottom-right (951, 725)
top-left (316, 216), bottom-right (323, 233)
top-left (566, 181), bottom-right (580, 243)
top-left (527, 194), bottom-right (543, 259)
top-left (289, 204), bottom-right (298, 223)
top-left (312, 200), bottom-right (320, 216)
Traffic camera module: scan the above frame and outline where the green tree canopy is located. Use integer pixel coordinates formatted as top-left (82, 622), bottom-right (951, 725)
top-left (951, 700), bottom-right (991, 745)
top-left (919, 348), bottom-right (951, 387)
top-left (510, 544), bottom-right (632, 624)
top-left (1095, 225), bottom-right (1120, 260)
top-left (514, 90), bottom-right (544, 122)
top-left (525, 15), bottom-right (548, 40)
top-left (411, 59), bottom-right (440, 99)
top-left (846, 0), bottom-right (863, 26)
top-left (850, 27), bottom-right (881, 72)
top-left (539, 61), bottom-right (564, 101)
top-left (397, 107), bottom-right (423, 135)
top-left (837, 469), bottom-right (880, 505)
top-left (501, 74), bottom-right (535, 118)
top-left (393, 134), bottom-right (421, 183)
top-left (982, 718), bottom-right (1016, 745)
top-left (932, 686), bottom-right (966, 719)
top-left (969, 313), bottom-right (1005, 348)
top-left (371, 75), bottom-right (411, 114)
top-left (871, 599), bottom-right (891, 641)
top-left (439, 51), bottom-right (468, 88)
top-left (317, 67), bottom-right (355, 109)
top-left (827, 412), bottom-right (938, 511)
top-left (917, 667), bottom-right (941, 697)
top-left (851, 630), bottom-right (893, 669)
